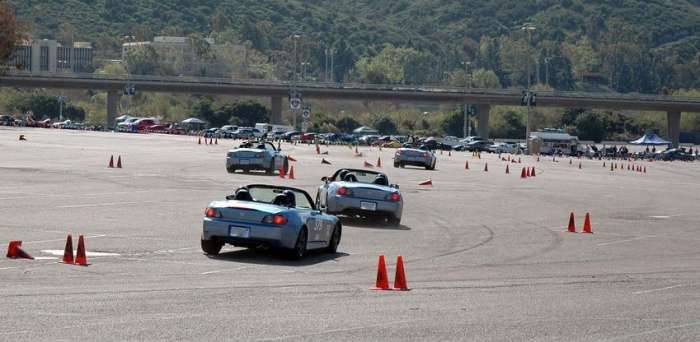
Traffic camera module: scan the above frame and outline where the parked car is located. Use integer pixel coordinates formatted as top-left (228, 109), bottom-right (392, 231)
top-left (117, 118), bottom-right (139, 132)
top-left (220, 125), bottom-right (238, 138)
top-left (232, 128), bottom-right (262, 139)
top-left (201, 184), bottom-right (341, 258)
top-left (394, 148), bottom-right (437, 170)
top-left (659, 148), bottom-right (696, 161)
top-left (0, 115), bottom-right (16, 126)
top-left (489, 142), bottom-right (521, 154)
top-left (133, 118), bottom-right (157, 132)
top-left (299, 133), bottom-right (316, 142)
top-left (226, 141), bottom-right (289, 174)
top-left (465, 140), bottom-right (492, 152)
top-left (204, 127), bottom-right (221, 138)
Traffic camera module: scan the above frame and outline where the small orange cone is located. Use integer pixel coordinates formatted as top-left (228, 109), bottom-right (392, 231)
top-left (6, 240), bottom-right (33, 259)
top-left (465, 161), bottom-right (469, 170)
top-left (518, 157), bottom-right (522, 163)
top-left (567, 212), bottom-right (577, 233)
top-left (537, 156), bottom-right (540, 162)
top-left (62, 235), bottom-right (74, 264)
top-left (288, 166), bottom-right (295, 179)
top-left (198, 136), bottom-right (201, 144)
top-left (530, 167), bottom-right (536, 177)
top-left (507, 155), bottom-right (511, 162)
top-left (108, 155), bottom-right (114, 168)
top-left (478, 152), bottom-right (481, 159)
top-left (578, 161), bottom-right (582, 169)
top-left (316, 144), bottom-right (320, 154)
top-left (355, 146), bottom-right (359, 154)
top-left (521, 167), bottom-right (527, 178)
top-left (321, 158), bottom-right (332, 165)
top-left (204, 137), bottom-right (208, 145)
top-left (209, 138), bottom-right (213, 145)
top-left (603, 162), bottom-right (606, 167)
top-left (372, 255), bottom-right (390, 290)
top-left (75, 235), bottom-right (88, 266)
top-left (418, 179), bottom-right (433, 186)
top-left (288, 156), bottom-right (297, 162)
top-left (526, 167), bottom-right (531, 177)
top-left (215, 137), bottom-right (218, 145)
top-left (377, 157), bottom-right (382, 168)
top-left (279, 165), bottom-right (287, 178)
top-left (643, 166), bottom-right (647, 173)
top-left (448, 151), bottom-right (452, 157)
top-left (364, 160), bottom-right (374, 168)
top-left (505, 165), bottom-right (510, 174)
top-left (393, 256), bottom-right (409, 291)
top-left (569, 159), bottom-right (573, 165)
top-left (610, 163), bottom-right (614, 171)
top-left (116, 156), bottom-right (122, 168)
top-left (484, 163), bottom-right (488, 172)
top-left (582, 213), bottom-right (593, 234)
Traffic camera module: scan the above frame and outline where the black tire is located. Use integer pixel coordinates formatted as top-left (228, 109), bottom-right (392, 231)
top-left (227, 166), bottom-right (235, 173)
top-left (400, 162), bottom-right (405, 168)
top-left (387, 215), bottom-right (401, 227)
top-left (201, 238), bottom-right (223, 255)
top-left (290, 228), bottom-right (308, 259)
top-left (394, 162), bottom-right (400, 168)
top-left (326, 224), bottom-right (342, 253)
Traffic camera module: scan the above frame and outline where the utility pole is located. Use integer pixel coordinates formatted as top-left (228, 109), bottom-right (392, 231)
top-left (462, 61), bottom-right (471, 138)
top-left (329, 48), bottom-right (335, 83)
top-left (291, 34), bottom-right (301, 129)
top-left (521, 23), bottom-right (536, 147)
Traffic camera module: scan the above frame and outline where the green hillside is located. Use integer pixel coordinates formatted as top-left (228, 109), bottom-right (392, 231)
top-left (10, 0), bottom-right (700, 93)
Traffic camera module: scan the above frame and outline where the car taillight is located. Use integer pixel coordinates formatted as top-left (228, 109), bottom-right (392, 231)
top-left (389, 193), bottom-right (401, 202)
top-left (262, 214), bottom-right (287, 225)
top-left (337, 186), bottom-right (353, 196)
top-left (205, 207), bottom-right (220, 218)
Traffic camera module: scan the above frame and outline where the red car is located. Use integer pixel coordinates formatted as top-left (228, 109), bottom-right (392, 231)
top-left (134, 119), bottom-right (157, 132)
top-left (300, 133), bottom-right (316, 142)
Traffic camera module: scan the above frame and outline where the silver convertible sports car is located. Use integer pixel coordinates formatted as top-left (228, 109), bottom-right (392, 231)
top-left (202, 184), bottom-right (342, 259)
top-left (226, 141), bottom-right (289, 175)
top-left (316, 169), bottom-right (403, 226)
top-left (394, 147), bottom-right (436, 170)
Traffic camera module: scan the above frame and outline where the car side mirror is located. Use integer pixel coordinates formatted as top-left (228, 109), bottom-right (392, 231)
top-left (225, 194), bottom-right (235, 200)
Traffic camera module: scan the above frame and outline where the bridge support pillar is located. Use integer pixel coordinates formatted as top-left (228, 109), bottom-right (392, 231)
top-left (107, 90), bottom-right (119, 130)
top-left (667, 111), bottom-right (681, 148)
top-left (477, 104), bottom-right (491, 139)
top-left (270, 96), bottom-right (283, 125)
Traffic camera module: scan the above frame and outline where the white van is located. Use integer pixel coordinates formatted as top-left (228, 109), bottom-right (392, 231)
top-left (255, 123), bottom-right (294, 136)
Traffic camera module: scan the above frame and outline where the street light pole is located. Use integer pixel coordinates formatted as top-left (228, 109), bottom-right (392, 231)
top-left (521, 23), bottom-right (536, 148)
top-left (291, 34), bottom-right (301, 129)
top-left (462, 61), bottom-right (472, 138)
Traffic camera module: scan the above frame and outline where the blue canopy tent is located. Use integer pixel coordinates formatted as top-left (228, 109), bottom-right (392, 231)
top-left (629, 133), bottom-right (671, 145)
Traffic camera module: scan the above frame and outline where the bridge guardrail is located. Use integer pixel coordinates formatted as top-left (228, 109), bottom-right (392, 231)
top-left (4, 71), bottom-right (700, 104)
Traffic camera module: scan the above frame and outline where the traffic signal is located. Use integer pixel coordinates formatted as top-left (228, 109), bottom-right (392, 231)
top-left (521, 91), bottom-right (536, 106)
top-left (124, 84), bottom-right (136, 96)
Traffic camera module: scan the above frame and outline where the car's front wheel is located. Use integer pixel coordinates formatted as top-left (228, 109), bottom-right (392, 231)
top-left (201, 238), bottom-right (223, 255)
top-left (290, 228), bottom-right (307, 259)
top-left (327, 224), bottom-right (342, 253)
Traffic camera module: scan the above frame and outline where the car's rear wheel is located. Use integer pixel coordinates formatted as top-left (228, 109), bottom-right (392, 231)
top-left (201, 238), bottom-right (223, 255)
top-left (327, 224), bottom-right (342, 253)
top-left (387, 215), bottom-right (401, 227)
top-left (227, 166), bottom-right (235, 173)
top-left (394, 161), bottom-right (400, 168)
top-left (290, 228), bottom-right (307, 259)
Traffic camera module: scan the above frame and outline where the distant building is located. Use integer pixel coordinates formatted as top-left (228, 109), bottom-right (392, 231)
top-left (4, 39), bottom-right (94, 74)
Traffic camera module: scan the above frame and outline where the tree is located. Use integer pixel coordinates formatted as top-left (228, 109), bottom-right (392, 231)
top-left (471, 69), bottom-right (501, 88)
top-left (374, 117), bottom-right (397, 134)
top-left (226, 101), bottom-right (269, 127)
top-left (574, 112), bottom-right (606, 142)
top-left (335, 116), bottom-right (360, 132)
top-left (125, 45), bottom-right (162, 75)
top-left (440, 112), bottom-right (465, 137)
top-left (0, 2), bottom-right (25, 71)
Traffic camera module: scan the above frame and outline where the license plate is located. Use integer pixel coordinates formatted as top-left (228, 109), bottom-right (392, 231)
top-left (239, 159), bottom-right (250, 165)
top-left (360, 201), bottom-right (377, 211)
top-left (229, 226), bottom-right (250, 238)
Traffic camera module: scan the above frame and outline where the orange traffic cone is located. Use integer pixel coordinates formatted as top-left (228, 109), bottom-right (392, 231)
top-left (582, 213), bottom-right (593, 234)
top-left (537, 156), bottom-right (540, 162)
top-left (518, 157), bottom-right (522, 163)
top-left (465, 161), bottom-right (469, 170)
top-left (578, 161), bottom-right (582, 169)
top-left (448, 151), bottom-right (452, 157)
top-left (507, 155), bottom-right (511, 162)
top-left (521, 167), bottom-right (527, 178)
top-left (643, 166), bottom-right (647, 173)
top-left (198, 136), bottom-right (201, 144)
top-left (484, 163), bottom-right (488, 172)
top-left (75, 235), bottom-right (88, 266)
top-left (316, 144), bottom-right (320, 155)
top-left (6, 240), bottom-right (33, 259)
top-left (603, 162), bottom-right (606, 167)
top-left (377, 157), bottom-right (382, 168)
top-left (372, 255), bottom-right (390, 290)
top-left (108, 155), bottom-right (114, 168)
top-left (62, 235), bottom-right (74, 264)
top-left (321, 158), bottom-right (332, 165)
top-left (530, 167), bottom-right (536, 177)
top-left (215, 137), bottom-right (218, 145)
top-left (288, 165), bottom-right (295, 179)
top-left (355, 146), bottom-right (359, 154)
top-left (567, 212), bottom-right (577, 233)
top-left (288, 156), bottom-right (297, 162)
top-left (393, 256), bottom-right (409, 291)
top-left (116, 156), bottom-right (122, 168)
top-left (209, 138), bottom-right (213, 145)
top-left (505, 165), bottom-right (510, 174)
top-left (526, 167), bottom-right (531, 177)
top-left (610, 163), bottom-right (614, 171)
top-left (418, 179), bottom-right (433, 186)
top-left (279, 165), bottom-right (287, 178)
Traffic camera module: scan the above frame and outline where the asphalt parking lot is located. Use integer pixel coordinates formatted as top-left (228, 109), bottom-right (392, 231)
top-left (2, 127), bottom-right (700, 341)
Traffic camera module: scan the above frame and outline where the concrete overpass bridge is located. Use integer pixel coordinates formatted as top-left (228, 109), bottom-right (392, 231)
top-left (2, 72), bottom-right (700, 146)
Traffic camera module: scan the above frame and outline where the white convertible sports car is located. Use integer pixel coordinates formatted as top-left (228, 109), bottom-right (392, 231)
top-left (226, 141), bottom-right (288, 175)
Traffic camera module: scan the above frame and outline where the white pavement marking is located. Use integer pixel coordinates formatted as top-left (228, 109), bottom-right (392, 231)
top-left (633, 284), bottom-right (686, 295)
top-left (33, 256), bottom-right (59, 260)
top-left (600, 320), bottom-right (700, 341)
top-left (597, 235), bottom-right (657, 246)
top-left (41, 250), bottom-right (121, 257)
top-left (0, 266), bottom-right (19, 270)
top-left (201, 270), bottom-right (223, 275)
top-left (649, 215), bottom-right (670, 219)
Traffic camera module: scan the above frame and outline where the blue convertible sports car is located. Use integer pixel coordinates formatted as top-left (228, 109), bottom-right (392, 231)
top-left (202, 184), bottom-right (342, 259)
top-left (316, 169), bottom-right (403, 226)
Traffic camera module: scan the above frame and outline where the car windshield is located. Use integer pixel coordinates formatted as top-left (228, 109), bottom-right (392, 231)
top-left (245, 186), bottom-right (314, 209)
